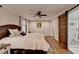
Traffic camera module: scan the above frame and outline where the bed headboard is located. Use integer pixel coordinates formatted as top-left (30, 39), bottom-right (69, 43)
top-left (0, 24), bottom-right (21, 39)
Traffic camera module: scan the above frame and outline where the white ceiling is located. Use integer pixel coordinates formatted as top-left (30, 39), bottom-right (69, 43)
top-left (3, 4), bottom-right (76, 20)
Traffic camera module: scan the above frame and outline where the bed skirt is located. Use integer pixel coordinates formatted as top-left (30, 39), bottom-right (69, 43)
top-left (10, 49), bottom-right (47, 54)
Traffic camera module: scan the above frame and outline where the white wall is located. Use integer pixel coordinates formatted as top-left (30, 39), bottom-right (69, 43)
top-left (0, 8), bottom-right (19, 26)
top-left (28, 21), bottom-right (51, 36)
top-left (51, 18), bottom-right (59, 41)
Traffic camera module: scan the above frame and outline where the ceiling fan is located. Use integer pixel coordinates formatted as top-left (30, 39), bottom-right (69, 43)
top-left (34, 11), bottom-right (47, 18)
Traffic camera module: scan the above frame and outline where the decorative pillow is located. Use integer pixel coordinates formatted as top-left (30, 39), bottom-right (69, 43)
top-left (8, 29), bottom-right (21, 36)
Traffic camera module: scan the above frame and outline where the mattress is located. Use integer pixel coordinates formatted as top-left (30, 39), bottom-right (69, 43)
top-left (0, 33), bottom-right (50, 51)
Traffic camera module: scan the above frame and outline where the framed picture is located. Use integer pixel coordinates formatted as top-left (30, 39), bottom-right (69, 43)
top-left (37, 23), bottom-right (41, 28)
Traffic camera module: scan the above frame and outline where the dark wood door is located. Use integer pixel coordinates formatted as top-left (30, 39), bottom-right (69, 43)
top-left (58, 11), bottom-right (68, 49)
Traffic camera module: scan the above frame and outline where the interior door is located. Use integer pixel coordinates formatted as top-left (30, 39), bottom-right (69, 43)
top-left (58, 11), bottom-right (68, 49)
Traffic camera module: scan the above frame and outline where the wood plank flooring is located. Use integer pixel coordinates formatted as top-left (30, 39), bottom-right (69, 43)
top-left (45, 36), bottom-right (73, 54)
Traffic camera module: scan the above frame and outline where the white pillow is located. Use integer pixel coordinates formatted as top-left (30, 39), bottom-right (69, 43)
top-left (8, 29), bottom-right (21, 36)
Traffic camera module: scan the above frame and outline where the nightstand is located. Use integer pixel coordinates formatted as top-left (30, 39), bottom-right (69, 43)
top-left (0, 44), bottom-right (11, 54)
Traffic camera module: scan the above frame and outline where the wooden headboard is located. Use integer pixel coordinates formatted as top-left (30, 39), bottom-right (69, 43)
top-left (0, 24), bottom-right (21, 39)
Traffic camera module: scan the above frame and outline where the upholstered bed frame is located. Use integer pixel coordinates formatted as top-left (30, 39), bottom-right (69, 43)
top-left (0, 24), bottom-right (21, 40)
top-left (0, 24), bottom-right (47, 54)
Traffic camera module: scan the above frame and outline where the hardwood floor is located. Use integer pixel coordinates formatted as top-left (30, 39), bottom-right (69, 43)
top-left (45, 36), bottom-right (73, 54)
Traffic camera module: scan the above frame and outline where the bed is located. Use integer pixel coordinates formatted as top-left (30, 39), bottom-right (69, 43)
top-left (0, 24), bottom-right (50, 54)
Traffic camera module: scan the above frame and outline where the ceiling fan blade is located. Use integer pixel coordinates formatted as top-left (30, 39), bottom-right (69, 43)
top-left (41, 14), bottom-right (47, 16)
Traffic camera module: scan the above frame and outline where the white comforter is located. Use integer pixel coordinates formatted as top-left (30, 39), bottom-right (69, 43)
top-left (0, 33), bottom-right (50, 51)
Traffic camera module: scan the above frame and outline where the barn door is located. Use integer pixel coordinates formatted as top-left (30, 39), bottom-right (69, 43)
top-left (58, 11), bottom-right (68, 49)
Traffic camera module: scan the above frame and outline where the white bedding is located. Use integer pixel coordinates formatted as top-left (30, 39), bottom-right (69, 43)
top-left (0, 33), bottom-right (50, 51)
